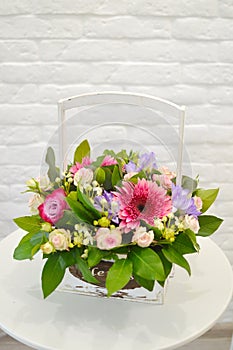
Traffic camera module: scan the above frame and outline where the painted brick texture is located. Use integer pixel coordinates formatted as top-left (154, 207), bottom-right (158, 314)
top-left (0, 0), bottom-right (232, 322)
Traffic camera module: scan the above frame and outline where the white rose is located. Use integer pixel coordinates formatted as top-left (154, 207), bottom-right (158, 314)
top-left (40, 241), bottom-right (54, 254)
top-left (28, 194), bottom-right (44, 215)
top-left (183, 215), bottom-right (200, 234)
top-left (74, 168), bottom-right (93, 187)
top-left (49, 229), bottom-right (71, 251)
top-left (132, 226), bottom-right (154, 248)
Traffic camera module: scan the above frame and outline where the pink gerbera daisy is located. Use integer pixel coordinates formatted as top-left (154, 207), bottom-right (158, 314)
top-left (115, 178), bottom-right (172, 232)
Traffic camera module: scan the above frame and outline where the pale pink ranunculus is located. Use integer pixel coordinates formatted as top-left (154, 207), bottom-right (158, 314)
top-left (73, 167), bottom-right (93, 187)
top-left (70, 157), bottom-right (92, 175)
top-left (96, 227), bottom-right (122, 250)
top-left (101, 155), bottom-right (118, 167)
top-left (183, 215), bottom-right (200, 234)
top-left (132, 226), bottom-right (154, 247)
top-left (28, 193), bottom-right (44, 215)
top-left (194, 196), bottom-right (203, 211)
top-left (49, 229), bottom-right (71, 251)
top-left (38, 188), bottom-right (69, 224)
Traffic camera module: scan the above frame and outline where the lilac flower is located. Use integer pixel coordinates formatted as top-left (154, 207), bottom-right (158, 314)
top-left (94, 190), bottom-right (120, 224)
top-left (172, 184), bottom-right (201, 218)
top-left (125, 152), bottom-right (157, 173)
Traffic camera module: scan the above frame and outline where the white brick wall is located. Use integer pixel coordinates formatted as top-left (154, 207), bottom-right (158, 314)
top-left (0, 0), bottom-right (232, 322)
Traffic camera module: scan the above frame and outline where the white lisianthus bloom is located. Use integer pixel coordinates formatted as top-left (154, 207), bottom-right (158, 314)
top-left (183, 215), bottom-right (200, 234)
top-left (74, 168), bottom-right (93, 187)
top-left (38, 176), bottom-right (52, 191)
top-left (96, 228), bottom-right (122, 250)
top-left (28, 194), bottom-right (44, 215)
top-left (132, 226), bottom-right (154, 248)
top-left (49, 229), bottom-right (71, 251)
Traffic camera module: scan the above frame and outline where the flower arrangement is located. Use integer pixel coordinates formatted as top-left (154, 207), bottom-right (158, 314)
top-left (13, 140), bottom-right (223, 299)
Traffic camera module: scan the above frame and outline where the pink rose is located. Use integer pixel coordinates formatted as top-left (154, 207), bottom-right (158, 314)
top-left (96, 227), bottom-right (122, 250)
top-left (38, 188), bottom-right (69, 224)
top-left (132, 226), bottom-right (154, 248)
top-left (101, 155), bottom-right (118, 167)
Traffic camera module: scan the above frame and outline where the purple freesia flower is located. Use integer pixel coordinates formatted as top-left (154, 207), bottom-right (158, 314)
top-left (138, 152), bottom-right (157, 171)
top-left (125, 152), bottom-right (157, 173)
top-left (94, 190), bottom-right (120, 224)
top-left (172, 184), bottom-right (201, 218)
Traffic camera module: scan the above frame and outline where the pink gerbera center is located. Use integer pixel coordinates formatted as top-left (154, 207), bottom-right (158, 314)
top-left (115, 178), bottom-right (171, 232)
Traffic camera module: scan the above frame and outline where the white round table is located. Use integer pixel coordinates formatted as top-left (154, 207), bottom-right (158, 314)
top-left (0, 229), bottom-right (232, 350)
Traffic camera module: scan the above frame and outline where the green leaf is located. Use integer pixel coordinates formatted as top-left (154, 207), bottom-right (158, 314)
top-left (95, 167), bottom-right (106, 184)
top-left (73, 140), bottom-right (90, 163)
top-left (184, 229), bottom-right (200, 252)
top-left (87, 247), bottom-right (110, 268)
top-left (129, 246), bottom-right (165, 281)
top-left (182, 175), bottom-right (198, 192)
top-left (103, 168), bottom-right (113, 190)
top-left (172, 231), bottom-right (199, 254)
top-left (14, 240), bottom-right (35, 260)
top-left (156, 250), bottom-right (173, 279)
top-left (195, 188), bottom-right (219, 213)
top-left (74, 248), bottom-right (99, 285)
top-left (134, 274), bottom-right (155, 292)
top-left (45, 147), bottom-right (60, 182)
top-left (162, 246), bottom-right (191, 276)
top-left (111, 165), bottom-right (121, 187)
top-left (13, 231), bottom-right (46, 260)
top-left (42, 254), bottom-right (67, 298)
top-left (106, 259), bottom-right (133, 296)
top-left (56, 210), bottom-right (79, 229)
top-left (14, 216), bottom-right (41, 233)
top-left (77, 188), bottom-right (101, 219)
top-left (66, 197), bottom-right (94, 224)
top-left (197, 215), bottom-right (223, 237)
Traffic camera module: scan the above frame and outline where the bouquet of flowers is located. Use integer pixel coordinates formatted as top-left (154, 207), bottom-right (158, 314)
top-left (13, 140), bottom-right (223, 298)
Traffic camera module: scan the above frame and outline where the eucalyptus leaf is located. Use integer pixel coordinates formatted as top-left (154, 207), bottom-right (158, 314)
top-left (45, 147), bottom-right (60, 182)
top-left (106, 259), bottom-right (133, 296)
top-left (182, 175), bottom-right (198, 192)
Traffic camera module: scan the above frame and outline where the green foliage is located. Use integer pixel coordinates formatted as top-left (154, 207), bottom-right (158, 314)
top-left (14, 231), bottom-right (47, 260)
top-left (66, 196), bottom-right (94, 224)
top-left (111, 165), bottom-right (121, 187)
top-left (133, 274), bottom-right (155, 292)
top-left (95, 167), bottom-right (106, 184)
top-left (172, 231), bottom-right (199, 254)
top-left (106, 259), bottom-right (133, 296)
top-left (74, 248), bottom-right (99, 285)
top-left (45, 147), bottom-right (60, 182)
top-left (77, 188), bottom-right (101, 219)
top-left (14, 216), bottom-right (41, 233)
top-left (197, 215), bottom-right (223, 237)
top-left (129, 246), bottom-right (165, 281)
top-left (87, 247), bottom-right (110, 268)
top-left (195, 188), bottom-right (219, 213)
top-left (73, 140), bottom-right (90, 163)
top-left (162, 246), bottom-right (191, 276)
